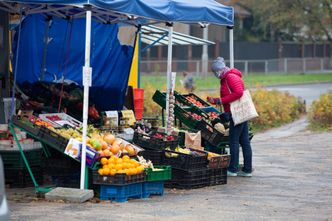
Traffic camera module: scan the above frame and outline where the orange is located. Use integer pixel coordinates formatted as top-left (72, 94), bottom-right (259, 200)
top-left (122, 155), bottom-right (130, 161)
top-left (121, 162), bottom-right (127, 169)
top-left (108, 156), bottom-right (116, 164)
top-left (128, 163), bottom-right (135, 169)
top-left (102, 164), bottom-right (108, 169)
top-left (123, 169), bottom-right (129, 175)
top-left (113, 139), bottom-right (122, 146)
top-left (137, 165), bottom-right (144, 173)
top-left (100, 157), bottom-right (108, 165)
top-left (110, 144), bottom-right (120, 154)
top-left (101, 140), bottom-right (108, 150)
top-left (103, 149), bottom-right (111, 157)
top-left (126, 169), bottom-right (133, 176)
top-left (125, 144), bottom-right (136, 156)
top-left (103, 168), bottom-right (110, 176)
top-left (107, 163), bottom-right (114, 170)
top-left (103, 133), bottom-right (115, 145)
top-left (117, 169), bottom-right (125, 174)
top-left (98, 168), bottom-right (104, 175)
top-left (110, 169), bottom-right (116, 176)
top-left (131, 168), bottom-right (137, 175)
top-left (115, 158), bottom-right (123, 164)
top-left (115, 164), bottom-right (122, 171)
top-left (131, 160), bottom-right (139, 167)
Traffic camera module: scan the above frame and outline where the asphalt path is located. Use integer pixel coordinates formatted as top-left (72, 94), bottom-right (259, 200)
top-left (266, 82), bottom-right (332, 106)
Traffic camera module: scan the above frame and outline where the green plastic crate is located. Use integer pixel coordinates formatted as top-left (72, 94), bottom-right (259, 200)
top-left (152, 90), bottom-right (167, 109)
top-left (173, 106), bottom-right (199, 129)
top-left (145, 165), bottom-right (172, 181)
top-left (182, 106), bottom-right (210, 120)
top-left (173, 91), bottom-right (193, 107)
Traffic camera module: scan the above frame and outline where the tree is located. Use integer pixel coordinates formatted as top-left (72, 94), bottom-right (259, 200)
top-left (231, 0), bottom-right (332, 44)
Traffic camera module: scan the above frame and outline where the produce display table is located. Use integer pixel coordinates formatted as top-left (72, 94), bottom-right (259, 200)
top-left (8, 117), bottom-right (94, 193)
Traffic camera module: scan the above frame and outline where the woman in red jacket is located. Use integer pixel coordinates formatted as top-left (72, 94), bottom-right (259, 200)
top-left (208, 57), bottom-right (252, 177)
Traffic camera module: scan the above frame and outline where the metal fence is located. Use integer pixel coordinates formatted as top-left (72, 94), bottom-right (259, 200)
top-left (141, 57), bottom-right (332, 76)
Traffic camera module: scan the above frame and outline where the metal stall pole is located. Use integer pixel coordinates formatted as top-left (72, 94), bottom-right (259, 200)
top-left (202, 25), bottom-right (209, 76)
top-left (80, 9), bottom-right (92, 190)
top-left (165, 23), bottom-right (173, 134)
top-left (228, 26), bottom-right (234, 68)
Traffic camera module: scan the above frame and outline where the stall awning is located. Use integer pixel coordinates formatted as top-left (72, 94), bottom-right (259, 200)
top-left (141, 25), bottom-right (215, 46)
top-left (0, 0), bottom-right (234, 26)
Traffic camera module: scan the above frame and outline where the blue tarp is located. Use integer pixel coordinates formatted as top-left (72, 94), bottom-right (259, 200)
top-left (1, 0), bottom-right (234, 26)
top-left (14, 14), bottom-right (134, 110)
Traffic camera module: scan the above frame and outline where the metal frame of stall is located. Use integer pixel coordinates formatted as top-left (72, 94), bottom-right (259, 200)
top-left (0, 0), bottom-right (234, 193)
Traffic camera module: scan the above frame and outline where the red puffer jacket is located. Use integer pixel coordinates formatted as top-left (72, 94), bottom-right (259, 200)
top-left (219, 68), bottom-right (244, 112)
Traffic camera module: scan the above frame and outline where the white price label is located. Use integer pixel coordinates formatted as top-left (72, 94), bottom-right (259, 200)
top-left (82, 66), bottom-right (92, 87)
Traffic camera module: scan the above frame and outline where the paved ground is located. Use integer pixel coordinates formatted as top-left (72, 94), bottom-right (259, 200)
top-left (6, 117), bottom-right (332, 221)
top-left (266, 82), bottom-right (332, 106)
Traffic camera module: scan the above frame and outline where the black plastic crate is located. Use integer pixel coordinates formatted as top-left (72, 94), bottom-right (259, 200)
top-left (0, 147), bottom-right (44, 170)
top-left (195, 121), bottom-right (229, 147)
top-left (137, 150), bottom-right (163, 165)
top-left (37, 126), bottom-right (68, 153)
top-left (171, 167), bottom-right (210, 180)
top-left (12, 116), bottom-right (40, 136)
top-left (209, 168), bottom-right (227, 186)
top-left (133, 131), bottom-right (179, 151)
top-left (43, 164), bottom-right (93, 188)
top-left (162, 148), bottom-right (208, 170)
top-left (208, 154), bottom-right (230, 169)
top-left (92, 170), bottom-right (146, 185)
top-left (48, 173), bottom-right (81, 188)
top-left (42, 157), bottom-right (81, 175)
top-left (165, 178), bottom-right (210, 189)
top-left (166, 168), bottom-right (210, 189)
top-left (4, 166), bottom-right (43, 188)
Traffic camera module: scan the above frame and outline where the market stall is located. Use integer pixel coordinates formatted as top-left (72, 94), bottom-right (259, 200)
top-left (0, 0), bottom-right (234, 202)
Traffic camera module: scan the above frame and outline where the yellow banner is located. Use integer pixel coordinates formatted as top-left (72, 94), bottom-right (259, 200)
top-left (128, 36), bottom-right (139, 88)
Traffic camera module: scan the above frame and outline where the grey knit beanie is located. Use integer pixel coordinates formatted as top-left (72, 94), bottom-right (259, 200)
top-left (211, 57), bottom-right (226, 78)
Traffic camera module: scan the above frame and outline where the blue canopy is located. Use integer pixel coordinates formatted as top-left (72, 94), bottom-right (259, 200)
top-left (13, 14), bottom-right (134, 111)
top-left (0, 0), bottom-right (234, 26)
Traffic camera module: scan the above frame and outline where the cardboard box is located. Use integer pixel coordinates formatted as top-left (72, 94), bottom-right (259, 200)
top-left (64, 138), bottom-right (99, 167)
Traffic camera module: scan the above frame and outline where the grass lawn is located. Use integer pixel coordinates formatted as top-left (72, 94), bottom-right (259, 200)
top-left (141, 73), bottom-right (332, 91)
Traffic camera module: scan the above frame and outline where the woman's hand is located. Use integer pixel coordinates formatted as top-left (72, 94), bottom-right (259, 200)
top-left (207, 96), bottom-right (221, 105)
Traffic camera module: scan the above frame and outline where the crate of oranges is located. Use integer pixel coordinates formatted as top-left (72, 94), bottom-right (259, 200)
top-left (93, 155), bottom-right (146, 185)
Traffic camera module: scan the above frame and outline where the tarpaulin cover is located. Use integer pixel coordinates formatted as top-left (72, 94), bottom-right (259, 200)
top-left (13, 14), bottom-right (134, 111)
top-left (1, 0), bottom-right (234, 26)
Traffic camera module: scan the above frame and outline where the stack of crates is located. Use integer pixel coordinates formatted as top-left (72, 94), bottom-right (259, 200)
top-left (93, 165), bottom-right (172, 202)
top-left (143, 166), bottom-right (171, 198)
top-left (0, 146), bottom-right (44, 187)
top-left (152, 90), bottom-right (229, 148)
top-left (94, 171), bottom-right (146, 202)
top-left (163, 148), bottom-right (211, 189)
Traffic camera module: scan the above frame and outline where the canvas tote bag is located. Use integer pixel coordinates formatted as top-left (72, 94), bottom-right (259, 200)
top-left (226, 81), bottom-right (258, 126)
